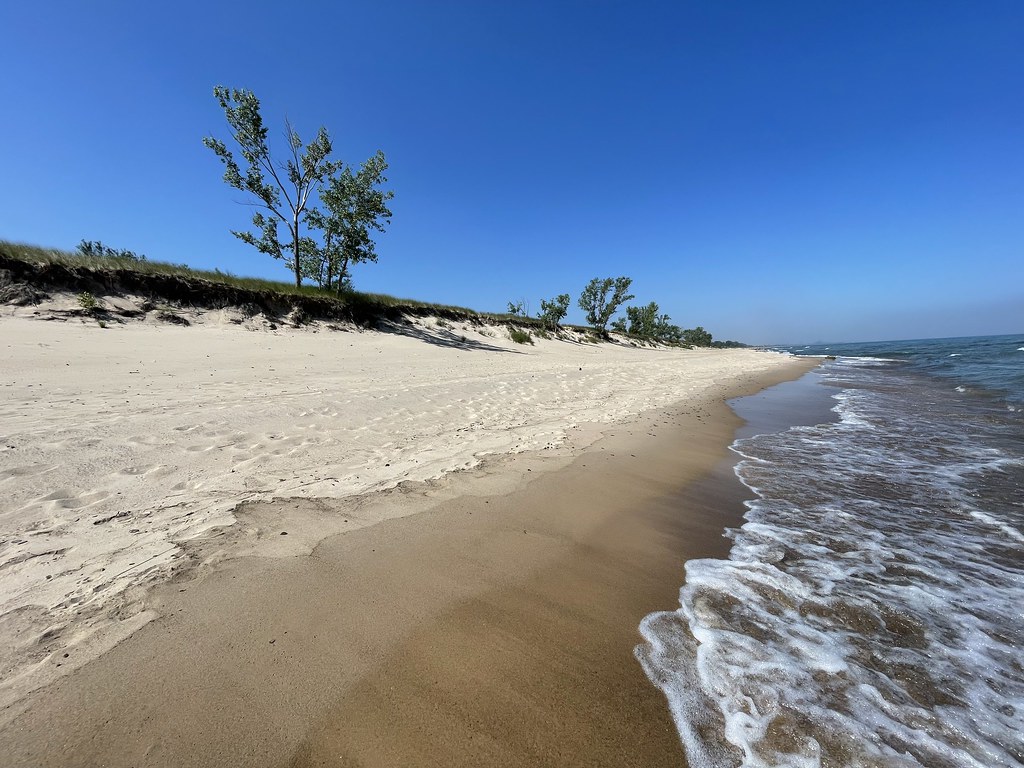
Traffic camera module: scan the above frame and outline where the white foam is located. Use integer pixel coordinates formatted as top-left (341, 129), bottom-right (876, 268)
top-left (967, 508), bottom-right (1024, 543)
top-left (836, 355), bottom-right (898, 365)
top-left (638, 373), bottom-right (1024, 767)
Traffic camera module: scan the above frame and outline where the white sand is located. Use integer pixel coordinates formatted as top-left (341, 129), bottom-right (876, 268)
top-left (0, 313), bottom-right (793, 714)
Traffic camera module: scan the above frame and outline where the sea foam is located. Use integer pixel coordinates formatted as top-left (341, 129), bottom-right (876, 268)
top-left (638, 356), bottom-right (1024, 767)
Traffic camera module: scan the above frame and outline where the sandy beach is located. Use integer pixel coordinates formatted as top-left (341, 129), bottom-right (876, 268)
top-left (0, 314), bottom-right (815, 765)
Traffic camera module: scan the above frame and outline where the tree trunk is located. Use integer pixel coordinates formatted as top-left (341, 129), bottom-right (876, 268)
top-left (325, 233), bottom-right (336, 292)
top-left (292, 215), bottom-right (302, 288)
top-left (335, 255), bottom-right (351, 296)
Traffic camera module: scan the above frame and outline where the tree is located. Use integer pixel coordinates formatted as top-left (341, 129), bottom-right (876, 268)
top-left (657, 318), bottom-right (684, 344)
top-left (626, 301), bottom-right (660, 338)
top-left (306, 151), bottom-right (393, 293)
top-left (204, 86), bottom-right (353, 288)
top-left (682, 326), bottom-right (714, 346)
top-left (537, 293), bottom-right (570, 331)
top-left (619, 301), bottom-right (684, 343)
top-left (203, 87), bottom-right (337, 287)
top-left (578, 277), bottom-right (634, 333)
top-left (625, 303), bottom-right (683, 342)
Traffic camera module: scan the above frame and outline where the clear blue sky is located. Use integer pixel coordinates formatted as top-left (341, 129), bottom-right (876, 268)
top-left (1, 1), bottom-right (1021, 344)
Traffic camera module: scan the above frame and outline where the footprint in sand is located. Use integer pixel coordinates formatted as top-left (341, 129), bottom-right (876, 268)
top-left (127, 434), bottom-right (170, 446)
top-left (40, 489), bottom-right (111, 509)
top-left (0, 464), bottom-right (59, 481)
top-left (117, 464), bottom-right (169, 477)
top-left (45, 436), bottom-right (102, 450)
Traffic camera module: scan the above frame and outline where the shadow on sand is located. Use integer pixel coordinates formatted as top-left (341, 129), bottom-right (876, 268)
top-left (378, 319), bottom-right (522, 354)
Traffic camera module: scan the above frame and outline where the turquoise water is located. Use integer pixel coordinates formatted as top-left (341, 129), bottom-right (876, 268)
top-left (638, 334), bottom-right (1024, 767)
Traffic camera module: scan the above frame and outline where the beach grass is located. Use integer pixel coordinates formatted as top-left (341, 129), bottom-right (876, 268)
top-left (1, 240), bottom-right (609, 337)
top-left (0, 240), bottom-right (509, 321)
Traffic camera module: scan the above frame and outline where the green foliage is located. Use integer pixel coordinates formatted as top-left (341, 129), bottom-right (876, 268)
top-left (578, 276), bottom-right (634, 332)
top-left (711, 339), bottom-right (747, 349)
top-left (203, 86), bottom-right (328, 283)
top-left (77, 240), bottom-right (145, 261)
top-left (658, 321), bottom-right (684, 344)
top-left (204, 87), bottom-right (391, 290)
top-left (509, 327), bottom-right (533, 345)
top-left (506, 299), bottom-right (526, 316)
top-left (682, 326), bottom-right (714, 346)
top-left (537, 293), bottom-right (570, 331)
top-left (305, 151), bottom-right (393, 293)
top-left (615, 301), bottom-right (684, 343)
top-left (626, 301), bottom-right (660, 338)
top-left (77, 291), bottom-right (97, 311)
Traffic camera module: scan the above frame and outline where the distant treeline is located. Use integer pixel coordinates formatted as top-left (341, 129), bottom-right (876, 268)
top-left (510, 276), bottom-right (737, 347)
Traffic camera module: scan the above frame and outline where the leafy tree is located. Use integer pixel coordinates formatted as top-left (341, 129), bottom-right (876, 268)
top-left (506, 299), bottom-right (526, 316)
top-left (537, 293), bottom-right (570, 331)
top-left (203, 86), bottom-right (341, 287)
top-left (657, 319), bottom-right (684, 344)
top-left (306, 151), bottom-right (393, 293)
top-left (626, 301), bottom-right (660, 338)
top-left (578, 277), bottom-right (634, 333)
top-left (682, 326), bottom-right (714, 346)
top-left (615, 300), bottom-right (684, 343)
top-left (624, 303), bottom-right (684, 342)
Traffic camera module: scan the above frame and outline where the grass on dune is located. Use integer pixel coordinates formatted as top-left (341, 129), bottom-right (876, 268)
top-left (0, 240), bottom-right (607, 335)
top-left (0, 239), bottom-right (482, 317)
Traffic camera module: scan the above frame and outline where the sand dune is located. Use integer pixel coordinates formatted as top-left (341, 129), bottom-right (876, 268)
top-left (0, 314), bottom-right (794, 717)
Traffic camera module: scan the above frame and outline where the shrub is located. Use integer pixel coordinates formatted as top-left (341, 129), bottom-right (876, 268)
top-left (537, 293), bottom-right (570, 332)
top-left (509, 327), bottom-right (533, 345)
top-left (78, 292), bottom-right (98, 311)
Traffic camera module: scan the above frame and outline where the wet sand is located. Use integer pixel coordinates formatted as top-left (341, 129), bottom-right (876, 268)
top-left (1, 357), bottom-right (816, 767)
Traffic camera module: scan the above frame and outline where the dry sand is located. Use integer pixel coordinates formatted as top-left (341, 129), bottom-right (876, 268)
top-left (0, 312), bottom-right (815, 765)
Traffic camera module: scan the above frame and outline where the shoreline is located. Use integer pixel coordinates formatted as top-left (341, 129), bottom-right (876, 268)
top-left (1, 346), bottom-right (817, 766)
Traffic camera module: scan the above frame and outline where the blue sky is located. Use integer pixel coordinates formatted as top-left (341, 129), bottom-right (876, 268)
top-left (1, 1), bottom-right (1021, 344)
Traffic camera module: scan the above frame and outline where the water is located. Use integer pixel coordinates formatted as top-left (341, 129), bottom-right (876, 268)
top-left (638, 334), bottom-right (1024, 767)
